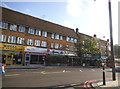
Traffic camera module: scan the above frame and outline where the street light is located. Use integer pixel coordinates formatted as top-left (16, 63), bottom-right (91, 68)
top-left (94, 0), bottom-right (116, 81)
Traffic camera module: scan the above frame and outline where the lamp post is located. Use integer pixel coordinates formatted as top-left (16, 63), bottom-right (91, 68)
top-left (94, 0), bottom-right (116, 81)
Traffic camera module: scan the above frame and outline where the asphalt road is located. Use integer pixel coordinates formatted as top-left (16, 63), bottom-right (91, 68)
top-left (2, 67), bottom-right (113, 88)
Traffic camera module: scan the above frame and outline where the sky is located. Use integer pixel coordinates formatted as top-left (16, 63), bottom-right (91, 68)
top-left (1, 0), bottom-right (119, 45)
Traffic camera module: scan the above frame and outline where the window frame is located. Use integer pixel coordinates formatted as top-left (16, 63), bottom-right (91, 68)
top-left (28, 28), bottom-right (35, 35)
top-left (10, 24), bottom-right (17, 31)
top-left (41, 41), bottom-right (47, 47)
top-left (18, 26), bottom-right (25, 32)
top-left (35, 40), bottom-right (40, 46)
top-left (17, 37), bottom-right (25, 44)
top-left (27, 39), bottom-right (34, 45)
top-left (8, 36), bottom-right (16, 43)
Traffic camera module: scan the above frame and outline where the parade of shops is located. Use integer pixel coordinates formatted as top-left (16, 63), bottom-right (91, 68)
top-left (0, 7), bottom-right (109, 67)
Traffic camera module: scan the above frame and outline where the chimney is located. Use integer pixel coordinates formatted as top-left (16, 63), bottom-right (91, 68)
top-left (93, 34), bottom-right (97, 37)
top-left (76, 28), bottom-right (79, 33)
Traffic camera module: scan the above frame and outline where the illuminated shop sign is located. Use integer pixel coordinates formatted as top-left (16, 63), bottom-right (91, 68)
top-left (0, 44), bottom-right (24, 51)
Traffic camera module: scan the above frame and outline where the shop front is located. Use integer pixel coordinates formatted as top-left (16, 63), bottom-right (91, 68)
top-left (0, 44), bottom-right (24, 66)
top-left (24, 47), bottom-right (47, 66)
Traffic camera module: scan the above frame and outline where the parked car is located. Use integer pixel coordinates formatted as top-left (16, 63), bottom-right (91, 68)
top-left (115, 66), bottom-right (120, 72)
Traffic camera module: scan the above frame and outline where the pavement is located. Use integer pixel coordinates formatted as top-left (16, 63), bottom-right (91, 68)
top-left (92, 77), bottom-right (120, 89)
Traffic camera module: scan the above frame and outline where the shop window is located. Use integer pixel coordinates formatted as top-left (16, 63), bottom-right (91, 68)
top-left (51, 33), bottom-right (54, 39)
top-left (0, 34), bottom-right (6, 42)
top-left (51, 43), bottom-right (54, 48)
top-left (8, 36), bottom-right (16, 43)
top-left (36, 29), bottom-right (41, 36)
top-left (17, 37), bottom-right (25, 44)
top-left (41, 41), bottom-right (47, 47)
top-left (27, 39), bottom-right (34, 45)
top-left (55, 34), bottom-right (59, 40)
top-left (42, 31), bottom-right (47, 37)
top-left (55, 43), bottom-right (59, 49)
top-left (28, 28), bottom-right (35, 35)
top-left (0, 21), bottom-right (8, 29)
top-left (18, 26), bottom-right (25, 32)
top-left (10, 24), bottom-right (17, 31)
top-left (35, 40), bottom-right (40, 46)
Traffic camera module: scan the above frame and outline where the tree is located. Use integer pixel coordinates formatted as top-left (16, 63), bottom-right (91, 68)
top-left (75, 35), bottom-right (100, 58)
top-left (114, 44), bottom-right (120, 58)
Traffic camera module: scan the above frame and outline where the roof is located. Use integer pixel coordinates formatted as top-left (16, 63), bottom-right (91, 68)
top-left (2, 7), bottom-right (78, 38)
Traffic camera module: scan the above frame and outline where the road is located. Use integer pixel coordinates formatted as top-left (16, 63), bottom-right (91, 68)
top-left (2, 67), bottom-right (113, 88)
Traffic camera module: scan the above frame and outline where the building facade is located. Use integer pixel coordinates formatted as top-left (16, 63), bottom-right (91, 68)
top-left (0, 7), bottom-right (78, 66)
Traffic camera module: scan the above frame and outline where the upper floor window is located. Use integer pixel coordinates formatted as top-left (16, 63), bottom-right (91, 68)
top-left (66, 37), bottom-right (70, 42)
top-left (18, 26), bottom-right (25, 32)
top-left (74, 39), bottom-right (77, 43)
top-left (51, 33), bottom-right (55, 39)
top-left (17, 37), bottom-right (24, 44)
top-left (0, 22), bottom-right (8, 29)
top-left (8, 36), bottom-right (16, 43)
top-left (0, 34), bottom-right (6, 42)
top-left (28, 28), bottom-right (34, 35)
top-left (60, 44), bottom-right (63, 49)
top-left (71, 38), bottom-right (74, 42)
top-left (36, 30), bottom-right (41, 36)
top-left (66, 45), bottom-right (69, 50)
top-left (35, 40), bottom-right (40, 46)
top-left (55, 34), bottom-right (59, 40)
top-left (10, 24), bottom-right (17, 31)
top-left (42, 31), bottom-right (47, 37)
top-left (55, 43), bottom-right (59, 49)
top-left (51, 43), bottom-right (54, 48)
top-left (41, 41), bottom-right (47, 47)
top-left (60, 36), bottom-right (63, 40)
top-left (27, 39), bottom-right (34, 45)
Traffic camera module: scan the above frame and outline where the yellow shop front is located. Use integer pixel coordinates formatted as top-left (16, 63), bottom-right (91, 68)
top-left (0, 44), bottom-right (24, 66)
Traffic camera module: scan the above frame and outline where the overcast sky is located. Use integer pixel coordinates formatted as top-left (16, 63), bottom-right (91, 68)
top-left (1, 0), bottom-right (119, 45)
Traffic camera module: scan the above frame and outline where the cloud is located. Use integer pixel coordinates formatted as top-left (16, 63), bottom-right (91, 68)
top-left (66, 0), bottom-right (84, 17)
top-left (63, 20), bottom-right (72, 28)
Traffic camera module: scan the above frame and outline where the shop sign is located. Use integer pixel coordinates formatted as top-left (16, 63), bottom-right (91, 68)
top-left (0, 44), bottom-right (24, 51)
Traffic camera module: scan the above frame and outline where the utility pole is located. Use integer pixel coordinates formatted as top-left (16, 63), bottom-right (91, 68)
top-left (94, 0), bottom-right (116, 81)
top-left (108, 0), bottom-right (116, 81)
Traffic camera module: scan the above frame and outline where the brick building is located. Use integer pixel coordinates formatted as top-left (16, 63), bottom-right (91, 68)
top-left (0, 7), bottom-right (78, 66)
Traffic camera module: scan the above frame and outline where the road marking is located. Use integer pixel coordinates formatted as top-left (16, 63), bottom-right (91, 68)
top-left (92, 69), bottom-right (95, 71)
top-left (80, 70), bottom-right (82, 72)
top-left (40, 70), bottom-right (71, 74)
top-left (5, 74), bottom-right (20, 77)
top-left (57, 85), bottom-right (65, 88)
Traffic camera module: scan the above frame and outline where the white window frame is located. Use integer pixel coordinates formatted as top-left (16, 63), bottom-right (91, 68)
top-left (17, 37), bottom-right (24, 44)
top-left (28, 28), bottom-right (35, 35)
top-left (41, 41), bottom-right (47, 47)
top-left (10, 24), bottom-right (17, 31)
top-left (42, 31), bottom-right (47, 37)
top-left (66, 37), bottom-right (70, 42)
top-left (74, 39), bottom-right (77, 43)
top-left (60, 36), bottom-right (63, 40)
top-left (55, 43), bottom-right (59, 49)
top-left (51, 43), bottom-right (54, 48)
top-left (8, 36), bottom-right (16, 43)
top-left (0, 34), bottom-right (6, 42)
top-left (18, 26), bottom-right (25, 32)
top-left (55, 34), bottom-right (59, 40)
top-left (35, 40), bottom-right (40, 46)
top-left (51, 33), bottom-right (54, 39)
top-left (27, 39), bottom-right (34, 45)
top-left (0, 22), bottom-right (8, 29)
top-left (36, 29), bottom-right (41, 36)
top-left (60, 44), bottom-right (62, 49)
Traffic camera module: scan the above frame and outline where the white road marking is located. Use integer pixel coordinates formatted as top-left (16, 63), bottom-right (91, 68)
top-left (63, 70), bottom-right (66, 72)
top-left (57, 86), bottom-right (65, 87)
top-left (92, 69), bottom-right (95, 71)
top-left (5, 74), bottom-right (20, 76)
top-left (80, 70), bottom-right (82, 72)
